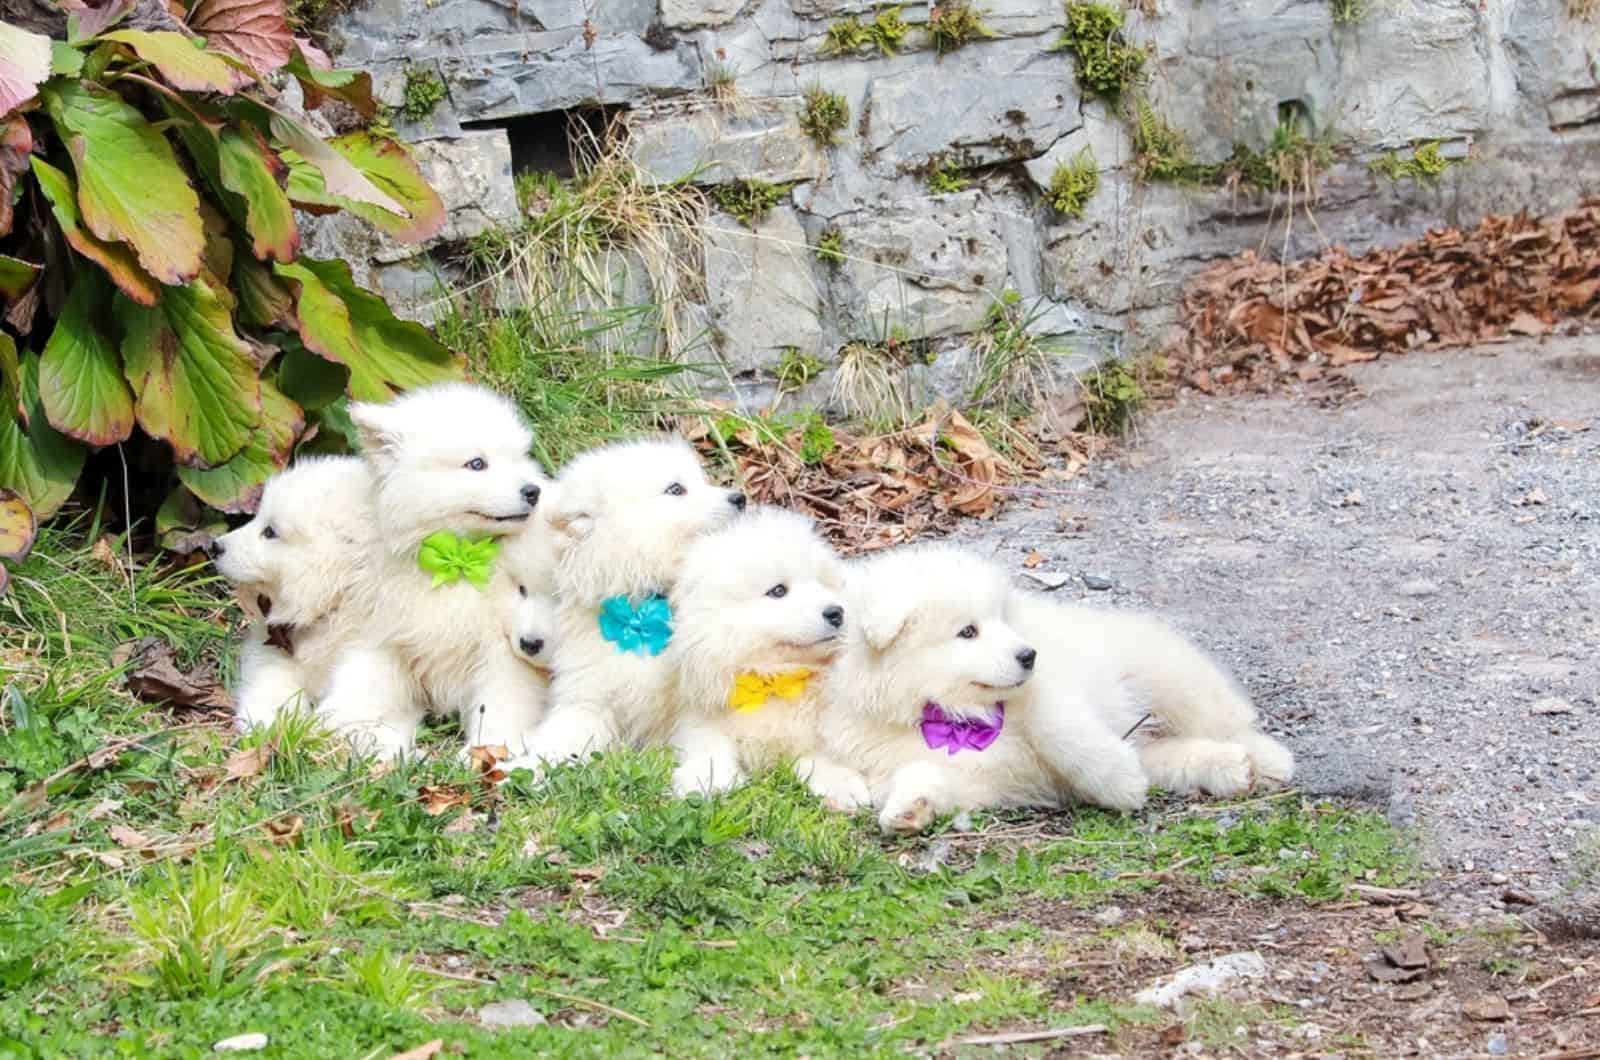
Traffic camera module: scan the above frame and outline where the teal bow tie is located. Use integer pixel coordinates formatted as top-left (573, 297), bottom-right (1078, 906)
top-left (598, 594), bottom-right (673, 656)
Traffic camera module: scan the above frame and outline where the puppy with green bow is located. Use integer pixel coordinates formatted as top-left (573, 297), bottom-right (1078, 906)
top-left (666, 508), bottom-right (869, 810)
top-left (317, 383), bottom-right (555, 761)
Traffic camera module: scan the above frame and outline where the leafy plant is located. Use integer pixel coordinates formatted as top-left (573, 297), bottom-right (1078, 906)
top-left (400, 64), bottom-right (446, 122)
top-left (970, 289), bottom-right (1059, 404)
top-left (1132, 100), bottom-right (1218, 183)
top-left (1046, 148), bottom-right (1099, 217)
top-left (799, 85), bottom-right (850, 146)
top-left (1330, 0), bottom-right (1368, 24)
top-left (1224, 113), bottom-right (1332, 197)
top-left (0, 0), bottom-right (460, 552)
top-left (1058, 2), bottom-right (1145, 98)
top-left (815, 225), bottom-right (845, 266)
top-left (774, 348), bottom-right (825, 391)
top-left (705, 61), bottom-right (739, 107)
top-left (824, 7), bottom-right (910, 56)
top-left (1370, 140), bottom-right (1455, 182)
top-left (711, 179), bottom-right (789, 227)
top-left (797, 413), bottom-right (836, 465)
top-left (929, 2), bottom-right (997, 54)
top-left (926, 157), bottom-right (970, 194)
top-left (127, 860), bottom-right (287, 999)
top-left (1082, 359), bottom-right (1144, 434)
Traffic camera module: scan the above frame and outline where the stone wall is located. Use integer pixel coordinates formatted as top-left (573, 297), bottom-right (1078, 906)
top-left (317, 0), bottom-right (1600, 407)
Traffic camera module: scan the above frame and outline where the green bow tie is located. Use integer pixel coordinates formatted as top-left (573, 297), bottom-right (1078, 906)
top-left (417, 531), bottom-right (500, 590)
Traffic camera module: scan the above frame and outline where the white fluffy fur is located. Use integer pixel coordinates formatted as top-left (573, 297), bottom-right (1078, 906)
top-left (214, 456), bottom-right (379, 730)
top-left (667, 508), bottom-right (870, 809)
top-left (820, 544), bottom-right (1295, 833)
top-left (509, 437), bottom-right (746, 770)
top-left (317, 383), bottom-right (554, 759)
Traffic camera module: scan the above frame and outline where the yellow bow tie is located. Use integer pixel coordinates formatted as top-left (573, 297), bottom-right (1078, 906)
top-left (728, 669), bottom-right (812, 713)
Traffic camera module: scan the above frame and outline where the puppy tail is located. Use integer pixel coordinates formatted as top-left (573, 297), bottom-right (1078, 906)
top-left (1097, 612), bottom-right (1259, 739)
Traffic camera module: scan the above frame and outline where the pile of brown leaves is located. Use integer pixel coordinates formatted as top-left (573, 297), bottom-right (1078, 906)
top-left (686, 403), bottom-right (1104, 554)
top-left (1169, 200), bottom-right (1600, 394)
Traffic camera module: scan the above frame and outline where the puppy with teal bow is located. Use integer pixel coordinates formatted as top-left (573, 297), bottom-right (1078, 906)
top-left (504, 438), bottom-right (746, 775)
top-left (317, 383), bottom-right (555, 761)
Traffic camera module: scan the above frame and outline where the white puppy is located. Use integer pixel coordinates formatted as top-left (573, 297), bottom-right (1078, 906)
top-left (317, 383), bottom-right (553, 759)
top-left (821, 544), bottom-right (1295, 834)
top-left (668, 508), bottom-right (870, 808)
top-left (212, 456), bottom-right (378, 730)
top-left (511, 437), bottom-right (746, 770)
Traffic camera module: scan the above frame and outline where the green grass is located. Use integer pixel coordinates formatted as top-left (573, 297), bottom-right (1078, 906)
top-left (1046, 148), bottom-right (1100, 217)
top-left (400, 65), bottom-right (447, 122)
top-left (710, 179), bottom-right (790, 228)
top-left (1, 530), bottom-right (1416, 1057)
top-left (929, 1), bottom-right (997, 54)
top-left (799, 85), bottom-right (850, 146)
top-left (925, 157), bottom-right (970, 194)
top-left (1370, 140), bottom-right (1455, 182)
top-left (1058, 1), bottom-right (1145, 99)
top-left (823, 7), bottom-right (911, 56)
top-left (814, 225), bottom-right (845, 266)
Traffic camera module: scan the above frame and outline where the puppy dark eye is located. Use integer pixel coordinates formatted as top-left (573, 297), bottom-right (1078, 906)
top-left (464, 457), bottom-right (488, 471)
top-left (518, 584), bottom-right (527, 598)
top-left (957, 624), bottom-right (978, 640)
top-left (664, 482), bottom-right (686, 496)
top-left (261, 525), bottom-right (277, 540)
top-left (766, 584), bottom-right (787, 599)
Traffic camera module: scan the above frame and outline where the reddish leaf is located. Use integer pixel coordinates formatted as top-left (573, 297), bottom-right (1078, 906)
top-left (0, 22), bottom-right (51, 116)
top-left (187, 0), bottom-right (293, 78)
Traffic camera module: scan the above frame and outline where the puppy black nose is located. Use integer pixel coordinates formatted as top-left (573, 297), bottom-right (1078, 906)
top-left (521, 483), bottom-right (541, 508)
top-left (208, 539), bottom-right (226, 559)
top-left (822, 605), bottom-right (844, 628)
top-left (728, 491), bottom-right (747, 510)
top-left (519, 636), bottom-right (544, 656)
top-left (1016, 647), bottom-right (1036, 671)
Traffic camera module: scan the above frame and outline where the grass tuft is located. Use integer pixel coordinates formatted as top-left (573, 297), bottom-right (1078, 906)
top-left (710, 178), bottom-right (790, 227)
top-left (400, 65), bottom-right (447, 122)
top-left (1058, 2), bottom-right (1146, 98)
top-left (799, 84), bottom-right (851, 146)
top-left (1370, 140), bottom-right (1456, 182)
top-left (824, 6), bottom-right (911, 56)
top-left (926, 156), bottom-right (971, 194)
top-left (815, 225), bottom-right (846, 266)
top-left (970, 289), bottom-right (1059, 406)
top-left (1082, 358), bottom-right (1146, 434)
top-left (929, 1), bottom-right (998, 54)
top-left (1046, 148), bottom-right (1100, 217)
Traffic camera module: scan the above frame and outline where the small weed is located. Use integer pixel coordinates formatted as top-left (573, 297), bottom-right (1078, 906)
top-left (1132, 100), bottom-right (1218, 184)
top-left (1082, 358), bottom-right (1145, 434)
top-left (926, 157), bottom-right (971, 194)
top-left (1571, 0), bottom-right (1599, 17)
top-left (1370, 140), bottom-right (1455, 182)
top-left (706, 61), bottom-right (740, 107)
top-left (798, 413), bottom-right (837, 465)
top-left (824, 6), bottom-right (911, 56)
top-left (342, 947), bottom-right (432, 1010)
top-left (800, 85), bottom-right (851, 146)
top-left (400, 65), bottom-right (447, 122)
top-left (1225, 113), bottom-right (1333, 197)
top-left (1046, 148), bottom-right (1099, 217)
top-left (971, 289), bottom-right (1058, 405)
top-left (775, 348), bottom-right (826, 391)
top-left (1058, 2), bottom-right (1146, 99)
top-left (126, 861), bottom-right (287, 1000)
top-left (1330, 0), bottom-right (1368, 24)
top-left (815, 225), bottom-right (846, 266)
top-left (712, 179), bottom-right (790, 227)
top-left (929, 1), bottom-right (997, 54)
top-left (1189, 998), bottom-right (1298, 1049)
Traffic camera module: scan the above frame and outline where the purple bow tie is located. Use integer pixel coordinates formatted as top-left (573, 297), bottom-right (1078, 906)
top-left (920, 703), bottom-right (1005, 755)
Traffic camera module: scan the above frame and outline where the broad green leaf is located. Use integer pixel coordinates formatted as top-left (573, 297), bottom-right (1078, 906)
top-left (30, 156), bottom-right (162, 306)
top-left (44, 80), bottom-right (204, 286)
top-left (102, 30), bottom-right (245, 94)
top-left (155, 484), bottom-right (228, 553)
top-left (39, 270), bottom-right (135, 446)
top-left (218, 126), bottom-right (298, 262)
top-left (273, 256), bottom-right (462, 401)
top-left (284, 45), bottom-right (375, 118)
top-left (120, 275), bottom-right (262, 468)
top-left (297, 396), bottom-right (358, 456)
top-left (269, 111), bottom-right (407, 216)
top-left (275, 340), bottom-right (347, 410)
top-left (0, 255), bottom-right (39, 301)
top-left (0, 22), bottom-right (51, 116)
top-left (51, 42), bottom-right (85, 78)
top-left (283, 131), bottom-right (444, 244)
top-left (0, 487), bottom-right (34, 561)
top-left (178, 377), bottom-right (302, 512)
top-left (0, 324), bottom-right (17, 412)
top-left (0, 348), bottom-right (86, 519)
top-left (189, 0), bottom-right (293, 78)
top-left (234, 252), bottom-right (292, 328)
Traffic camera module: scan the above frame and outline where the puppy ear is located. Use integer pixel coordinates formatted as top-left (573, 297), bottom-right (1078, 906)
top-left (856, 591), bottom-right (916, 652)
top-left (348, 401), bottom-right (401, 457)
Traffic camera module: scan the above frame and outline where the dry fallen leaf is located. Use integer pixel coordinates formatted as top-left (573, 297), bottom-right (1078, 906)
top-left (225, 744), bottom-right (272, 782)
top-left (109, 824), bottom-right (152, 850)
top-left (388, 1041), bottom-right (444, 1060)
top-left (264, 814), bottom-right (304, 846)
top-left (419, 785), bottom-right (470, 817)
top-left (87, 798), bottom-right (123, 821)
top-left (117, 638), bottom-right (233, 710)
top-left (442, 811), bottom-right (479, 835)
top-left (43, 810), bottom-right (72, 833)
top-left (1022, 550), bottom-right (1046, 569)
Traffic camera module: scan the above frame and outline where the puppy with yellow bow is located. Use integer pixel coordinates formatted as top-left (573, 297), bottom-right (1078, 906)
top-left (666, 507), bottom-right (870, 810)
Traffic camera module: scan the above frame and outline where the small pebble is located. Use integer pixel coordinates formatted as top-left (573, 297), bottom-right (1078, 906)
top-left (1487, 1032), bottom-right (1509, 1056)
top-left (1091, 905), bottom-right (1126, 927)
top-left (1081, 573), bottom-right (1114, 591)
top-left (1398, 578), bottom-right (1440, 598)
top-left (479, 999), bottom-right (547, 1029)
top-left (214, 1034), bottom-right (268, 1053)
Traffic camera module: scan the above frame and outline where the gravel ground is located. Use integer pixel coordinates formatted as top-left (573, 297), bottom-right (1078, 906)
top-left (963, 336), bottom-right (1600, 905)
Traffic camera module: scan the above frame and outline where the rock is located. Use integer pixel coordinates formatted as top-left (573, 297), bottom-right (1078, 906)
top-left (1397, 578), bottom-right (1440, 598)
top-left (703, 207), bottom-right (824, 374)
top-left (214, 1034), bottom-right (269, 1052)
top-left (1487, 1031), bottom-right (1509, 1056)
top-left (1531, 697), bottom-right (1574, 716)
top-left (629, 100), bottom-right (827, 185)
top-left (478, 999), bottom-right (548, 1028)
top-left (1091, 905), bottom-right (1126, 927)
top-left (1133, 951), bottom-right (1268, 1009)
top-left (1081, 573), bottom-right (1114, 591)
top-left (1501, 887), bottom-right (1537, 906)
top-left (659, 0), bottom-right (740, 28)
top-left (1462, 994), bottom-right (1510, 1022)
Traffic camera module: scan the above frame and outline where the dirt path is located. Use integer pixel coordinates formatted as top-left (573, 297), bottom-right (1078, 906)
top-left (964, 336), bottom-right (1600, 904)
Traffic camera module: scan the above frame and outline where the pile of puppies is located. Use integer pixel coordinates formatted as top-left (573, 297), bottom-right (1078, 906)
top-left (212, 384), bottom-right (1294, 834)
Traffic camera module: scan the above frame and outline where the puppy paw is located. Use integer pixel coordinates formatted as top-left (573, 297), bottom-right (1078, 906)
top-left (818, 773), bottom-right (873, 814)
top-left (1239, 731), bottom-right (1295, 789)
top-left (878, 796), bottom-right (935, 836)
top-left (1085, 765), bottom-right (1150, 813)
top-left (672, 762), bottom-right (744, 799)
top-left (1198, 744), bottom-right (1255, 798)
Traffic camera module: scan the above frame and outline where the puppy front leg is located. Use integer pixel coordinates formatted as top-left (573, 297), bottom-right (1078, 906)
top-left (877, 760), bottom-right (961, 835)
top-left (670, 721), bottom-right (745, 798)
top-left (512, 701), bottom-right (620, 772)
top-left (462, 649), bottom-right (547, 757)
top-left (1138, 736), bottom-right (1254, 798)
top-left (794, 753), bottom-right (872, 813)
top-left (234, 639), bottom-right (308, 732)
top-left (1021, 692), bottom-right (1149, 812)
top-left (320, 646), bottom-right (425, 761)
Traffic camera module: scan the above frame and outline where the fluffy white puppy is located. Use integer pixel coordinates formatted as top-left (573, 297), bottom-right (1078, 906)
top-left (667, 508), bottom-right (870, 808)
top-left (510, 437), bottom-right (746, 770)
top-left (821, 544), bottom-right (1295, 834)
top-left (212, 456), bottom-right (378, 730)
top-left (317, 383), bottom-right (553, 759)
